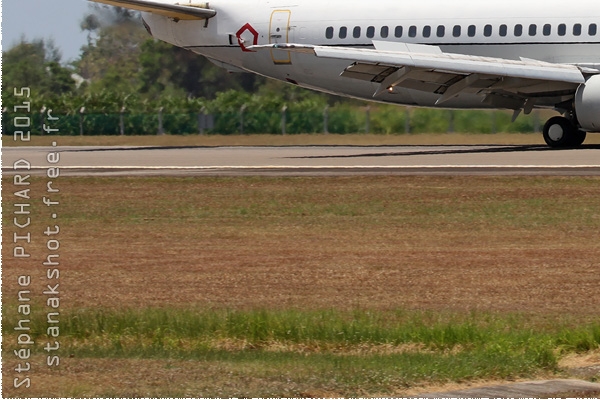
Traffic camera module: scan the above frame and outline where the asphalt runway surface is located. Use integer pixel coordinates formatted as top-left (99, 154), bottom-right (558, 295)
top-left (3, 144), bottom-right (600, 176)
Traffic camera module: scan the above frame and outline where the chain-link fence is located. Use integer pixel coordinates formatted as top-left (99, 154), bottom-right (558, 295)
top-left (2, 107), bottom-right (542, 136)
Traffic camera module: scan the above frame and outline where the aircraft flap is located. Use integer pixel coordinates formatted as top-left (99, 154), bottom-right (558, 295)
top-left (250, 42), bottom-right (587, 106)
top-left (312, 45), bottom-right (585, 85)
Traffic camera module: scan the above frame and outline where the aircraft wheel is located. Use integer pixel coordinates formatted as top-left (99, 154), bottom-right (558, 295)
top-left (542, 116), bottom-right (579, 148)
top-left (570, 129), bottom-right (587, 147)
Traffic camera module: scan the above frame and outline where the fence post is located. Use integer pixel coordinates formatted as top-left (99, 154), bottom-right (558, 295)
top-left (448, 110), bottom-right (455, 133)
top-left (239, 104), bottom-right (246, 134)
top-left (40, 106), bottom-right (47, 135)
top-left (79, 107), bottom-right (85, 136)
top-left (120, 107), bottom-right (126, 136)
top-left (281, 105), bottom-right (287, 135)
top-left (198, 107), bottom-right (206, 135)
top-left (533, 110), bottom-right (540, 133)
top-left (2, 108), bottom-right (7, 136)
top-left (323, 105), bottom-right (329, 134)
top-left (365, 106), bottom-right (370, 134)
top-left (158, 107), bottom-right (164, 135)
top-left (404, 107), bottom-right (411, 134)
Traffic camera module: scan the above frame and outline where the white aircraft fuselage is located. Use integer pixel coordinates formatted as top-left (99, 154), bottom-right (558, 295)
top-left (92, 0), bottom-right (600, 146)
top-left (142, 0), bottom-right (598, 105)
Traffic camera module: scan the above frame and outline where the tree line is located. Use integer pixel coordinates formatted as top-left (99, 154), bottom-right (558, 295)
top-left (1, 5), bottom-right (541, 135)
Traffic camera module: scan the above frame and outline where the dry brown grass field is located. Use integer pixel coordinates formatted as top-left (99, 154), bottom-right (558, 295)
top-left (3, 175), bottom-right (600, 313)
top-left (4, 133), bottom-right (536, 147)
top-left (2, 175), bottom-right (600, 397)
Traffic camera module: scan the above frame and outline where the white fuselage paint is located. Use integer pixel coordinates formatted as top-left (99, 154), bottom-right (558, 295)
top-left (142, 0), bottom-right (600, 109)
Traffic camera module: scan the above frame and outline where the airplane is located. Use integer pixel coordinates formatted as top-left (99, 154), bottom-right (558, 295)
top-left (90, 0), bottom-right (600, 147)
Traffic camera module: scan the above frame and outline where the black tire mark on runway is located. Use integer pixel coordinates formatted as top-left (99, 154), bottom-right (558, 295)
top-left (289, 145), bottom-right (600, 159)
top-left (61, 144), bottom-right (600, 156)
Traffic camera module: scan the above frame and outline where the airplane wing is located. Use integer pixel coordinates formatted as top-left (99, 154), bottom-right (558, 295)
top-left (250, 41), bottom-right (589, 112)
top-left (89, 0), bottom-right (216, 20)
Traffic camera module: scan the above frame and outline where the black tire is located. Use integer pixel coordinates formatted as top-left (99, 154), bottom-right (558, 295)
top-left (570, 130), bottom-right (587, 147)
top-left (542, 116), bottom-right (577, 148)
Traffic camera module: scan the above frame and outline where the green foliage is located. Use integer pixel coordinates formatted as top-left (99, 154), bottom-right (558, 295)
top-left (77, 20), bottom-right (149, 93)
top-left (327, 103), bottom-right (365, 133)
top-left (1, 97), bottom-right (546, 136)
top-left (138, 39), bottom-right (263, 99)
top-left (287, 96), bottom-right (328, 134)
top-left (1, 38), bottom-right (76, 100)
top-left (371, 105), bottom-right (409, 134)
top-left (410, 108), bottom-right (451, 133)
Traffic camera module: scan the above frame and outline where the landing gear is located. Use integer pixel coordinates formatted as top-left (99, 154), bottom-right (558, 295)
top-left (542, 116), bottom-right (587, 148)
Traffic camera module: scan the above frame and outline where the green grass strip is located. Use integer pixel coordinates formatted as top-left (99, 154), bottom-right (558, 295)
top-left (4, 307), bottom-right (599, 393)
top-left (5, 307), bottom-right (599, 354)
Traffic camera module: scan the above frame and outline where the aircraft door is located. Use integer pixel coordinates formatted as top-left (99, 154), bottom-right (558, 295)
top-left (269, 10), bottom-right (292, 64)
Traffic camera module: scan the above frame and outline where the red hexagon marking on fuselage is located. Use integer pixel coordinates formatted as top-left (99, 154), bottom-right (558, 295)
top-left (236, 23), bottom-right (259, 52)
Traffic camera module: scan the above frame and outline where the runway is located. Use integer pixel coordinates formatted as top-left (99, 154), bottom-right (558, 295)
top-left (3, 144), bottom-right (600, 176)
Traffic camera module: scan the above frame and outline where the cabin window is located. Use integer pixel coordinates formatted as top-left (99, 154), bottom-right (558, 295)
top-left (423, 25), bottom-right (432, 38)
top-left (395, 26), bottom-right (403, 37)
top-left (353, 26), bottom-right (361, 38)
top-left (409, 25), bottom-right (417, 37)
top-left (381, 26), bottom-right (389, 38)
top-left (325, 26), bottom-right (334, 39)
top-left (366, 26), bottom-right (375, 38)
top-left (468, 25), bottom-right (476, 37)
top-left (573, 23), bottom-right (582, 36)
top-left (529, 24), bottom-right (537, 36)
top-left (590, 23), bottom-right (598, 36)
top-left (499, 24), bottom-right (508, 37)
top-left (558, 23), bottom-right (567, 36)
top-left (453, 25), bottom-right (461, 37)
top-left (339, 26), bottom-right (347, 39)
top-left (484, 24), bottom-right (493, 37)
top-left (437, 25), bottom-right (445, 37)
top-left (514, 24), bottom-right (523, 36)
top-left (543, 24), bottom-right (551, 36)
